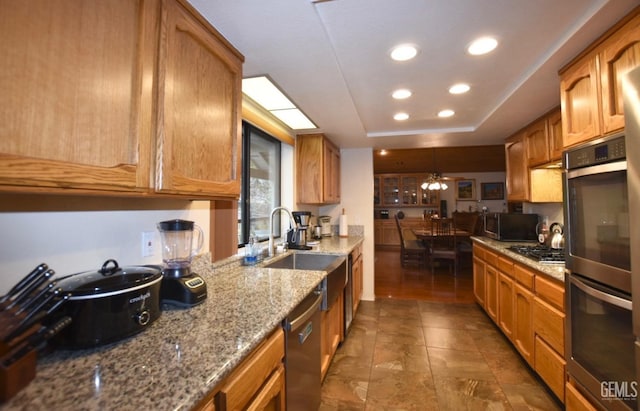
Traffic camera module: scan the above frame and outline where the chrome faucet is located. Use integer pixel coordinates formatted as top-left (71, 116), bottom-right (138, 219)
top-left (269, 206), bottom-right (298, 257)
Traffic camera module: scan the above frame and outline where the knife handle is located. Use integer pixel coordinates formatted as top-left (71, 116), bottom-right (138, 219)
top-left (0, 263), bottom-right (48, 306)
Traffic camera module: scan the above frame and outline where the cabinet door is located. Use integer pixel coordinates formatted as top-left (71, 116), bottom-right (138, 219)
top-left (497, 272), bottom-right (514, 340)
top-left (401, 176), bottom-right (418, 205)
top-left (535, 335), bottom-right (566, 402)
top-left (505, 133), bottom-right (529, 201)
top-left (485, 265), bottom-right (498, 323)
top-left (599, 13), bottom-right (640, 134)
top-left (352, 254), bottom-right (363, 314)
top-left (513, 283), bottom-right (534, 365)
top-left (560, 53), bottom-right (601, 147)
top-left (323, 140), bottom-right (341, 203)
top-left (382, 176), bottom-right (400, 206)
top-left (381, 223), bottom-right (400, 246)
top-left (533, 296), bottom-right (565, 355)
top-left (525, 118), bottom-right (550, 167)
top-left (157, 0), bottom-right (242, 197)
top-left (547, 109), bottom-right (564, 161)
top-left (321, 292), bottom-right (343, 380)
top-left (0, 0), bottom-right (157, 192)
top-left (374, 176), bottom-right (381, 206)
top-left (472, 256), bottom-right (486, 307)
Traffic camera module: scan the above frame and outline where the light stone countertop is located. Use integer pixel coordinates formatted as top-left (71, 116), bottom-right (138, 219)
top-left (0, 236), bottom-right (364, 411)
top-left (471, 236), bottom-right (566, 282)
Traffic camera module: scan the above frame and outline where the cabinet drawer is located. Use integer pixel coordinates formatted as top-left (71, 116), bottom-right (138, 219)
top-left (216, 328), bottom-right (284, 410)
top-left (535, 275), bottom-right (565, 310)
top-left (514, 264), bottom-right (534, 290)
top-left (473, 244), bottom-right (486, 261)
top-left (533, 296), bottom-right (565, 355)
top-left (485, 249), bottom-right (498, 267)
top-left (535, 335), bottom-right (566, 402)
top-left (565, 381), bottom-right (598, 411)
top-left (497, 255), bottom-right (514, 277)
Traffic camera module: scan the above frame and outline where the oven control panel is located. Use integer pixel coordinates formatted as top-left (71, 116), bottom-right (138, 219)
top-left (565, 134), bottom-right (626, 170)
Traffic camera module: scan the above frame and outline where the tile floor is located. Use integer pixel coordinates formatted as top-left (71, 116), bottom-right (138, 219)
top-left (320, 298), bottom-right (563, 410)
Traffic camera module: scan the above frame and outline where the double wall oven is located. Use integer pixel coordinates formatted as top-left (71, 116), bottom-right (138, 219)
top-left (564, 132), bottom-right (636, 410)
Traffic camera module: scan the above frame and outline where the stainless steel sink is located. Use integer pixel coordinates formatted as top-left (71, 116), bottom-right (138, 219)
top-left (264, 253), bottom-right (346, 310)
top-left (264, 252), bottom-right (343, 271)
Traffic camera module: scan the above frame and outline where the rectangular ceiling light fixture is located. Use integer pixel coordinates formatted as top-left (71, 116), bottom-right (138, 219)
top-left (242, 76), bottom-right (317, 130)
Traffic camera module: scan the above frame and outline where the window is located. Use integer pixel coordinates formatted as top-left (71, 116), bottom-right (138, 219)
top-left (238, 121), bottom-right (281, 246)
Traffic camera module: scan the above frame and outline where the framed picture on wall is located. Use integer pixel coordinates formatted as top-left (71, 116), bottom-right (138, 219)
top-left (456, 179), bottom-right (476, 200)
top-left (481, 182), bottom-right (504, 200)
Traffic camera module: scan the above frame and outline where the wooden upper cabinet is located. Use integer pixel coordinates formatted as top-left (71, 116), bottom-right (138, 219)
top-left (560, 52), bottom-right (601, 148)
top-left (296, 133), bottom-right (341, 204)
top-left (157, 0), bottom-right (243, 197)
top-left (524, 118), bottom-right (549, 167)
top-left (560, 7), bottom-right (640, 147)
top-left (505, 132), bottom-right (529, 202)
top-left (547, 109), bottom-right (564, 161)
top-left (0, 0), bottom-right (158, 193)
top-left (599, 12), bottom-right (640, 135)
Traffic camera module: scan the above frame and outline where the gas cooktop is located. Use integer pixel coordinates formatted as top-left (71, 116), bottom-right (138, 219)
top-left (507, 245), bottom-right (566, 265)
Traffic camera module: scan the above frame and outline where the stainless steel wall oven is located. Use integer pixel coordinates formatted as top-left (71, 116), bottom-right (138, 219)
top-left (564, 133), bottom-right (636, 410)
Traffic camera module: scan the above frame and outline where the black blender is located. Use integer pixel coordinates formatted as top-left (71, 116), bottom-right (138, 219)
top-left (156, 219), bottom-right (207, 307)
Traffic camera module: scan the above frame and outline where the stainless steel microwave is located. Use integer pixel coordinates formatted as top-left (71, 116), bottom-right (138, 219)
top-left (483, 212), bottom-right (539, 241)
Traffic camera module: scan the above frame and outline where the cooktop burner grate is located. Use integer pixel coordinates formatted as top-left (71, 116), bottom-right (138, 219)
top-left (507, 245), bottom-right (565, 264)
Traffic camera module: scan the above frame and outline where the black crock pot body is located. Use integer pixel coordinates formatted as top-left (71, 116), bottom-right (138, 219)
top-left (54, 260), bottom-right (162, 349)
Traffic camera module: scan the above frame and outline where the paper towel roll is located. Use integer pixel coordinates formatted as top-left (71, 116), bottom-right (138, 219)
top-left (339, 211), bottom-right (348, 237)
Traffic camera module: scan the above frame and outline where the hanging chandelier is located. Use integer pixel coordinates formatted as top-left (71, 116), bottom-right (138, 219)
top-left (421, 172), bottom-right (449, 191)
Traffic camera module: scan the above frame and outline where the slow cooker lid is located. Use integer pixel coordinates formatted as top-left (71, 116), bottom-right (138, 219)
top-left (58, 259), bottom-right (162, 296)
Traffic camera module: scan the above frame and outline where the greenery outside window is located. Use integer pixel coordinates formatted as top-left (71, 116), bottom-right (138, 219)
top-left (238, 121), bottom-right (281, 246)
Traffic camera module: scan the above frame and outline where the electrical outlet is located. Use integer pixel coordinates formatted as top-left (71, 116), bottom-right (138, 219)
top-left (141, 231), bottom-right (154, 257)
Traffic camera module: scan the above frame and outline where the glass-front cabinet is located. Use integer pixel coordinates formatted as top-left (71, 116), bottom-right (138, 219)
top-left (376, 173), bottom-right (440, 208)
top-left (382, 175), bottom-right (400, 206)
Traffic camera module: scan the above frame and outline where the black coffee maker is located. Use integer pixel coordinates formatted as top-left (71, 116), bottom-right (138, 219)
top-left (288, 211), bottom-right (312, 250)
top-left (156, 219), bottom-right (207, 307)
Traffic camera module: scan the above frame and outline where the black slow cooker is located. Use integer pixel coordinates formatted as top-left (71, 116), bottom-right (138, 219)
top-left (53, 259), bottom-right (162, 349)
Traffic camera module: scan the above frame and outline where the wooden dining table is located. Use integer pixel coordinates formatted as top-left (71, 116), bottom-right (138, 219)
top-left (412, 227), bottom-right (472, 239)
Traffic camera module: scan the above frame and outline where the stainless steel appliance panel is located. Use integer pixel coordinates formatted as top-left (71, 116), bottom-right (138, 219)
top-left (566, 274), bottom-right (635, 411)
top-left (563, 134), bottom-right (631, 293)
top-left (283, 290), bottom-right (322, 411)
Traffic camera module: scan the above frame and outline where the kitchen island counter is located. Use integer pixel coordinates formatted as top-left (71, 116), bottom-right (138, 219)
top-left (471, 236), bottom-right (565, 282)
top-left (0, 236), bottom-right (364, 411)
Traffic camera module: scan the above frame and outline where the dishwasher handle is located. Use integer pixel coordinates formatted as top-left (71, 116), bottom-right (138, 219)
top-left (286, 291), bottom-right (322, 332)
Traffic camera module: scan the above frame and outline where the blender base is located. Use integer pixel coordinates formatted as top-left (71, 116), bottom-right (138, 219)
top-left (160, 273), bottom-right (207, 308)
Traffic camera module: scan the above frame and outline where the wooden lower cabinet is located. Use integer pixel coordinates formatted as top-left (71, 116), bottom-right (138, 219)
top-left (535, 335), bottom-right (566, 401)
top-left (472, 256), bottom-right (486, 306)
top-left (513, 282), bottom-right (534, 365)
top-left (194, 328), bottom-right (285, 411)
top-left (321, 292), bottom-right (343, 380)
top-left (566, 381), bottom-right (599, 411)
top-left (352, 247), bottom-right (363, 314)
top-left (473, 242), bottom-right (566, 403)
top-left (485, 264), bottom-right (498, 322)
top-left (497, 272), bottom-right (514, 340)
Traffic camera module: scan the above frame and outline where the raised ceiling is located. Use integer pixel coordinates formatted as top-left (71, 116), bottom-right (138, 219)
top-left (188, 0), bottom-right (637, 150)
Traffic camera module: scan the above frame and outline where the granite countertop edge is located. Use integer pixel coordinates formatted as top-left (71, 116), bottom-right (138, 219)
top-left (1, 236), bottom-right (364, 411)
top-left (470, 236), bottom-right (565, 282)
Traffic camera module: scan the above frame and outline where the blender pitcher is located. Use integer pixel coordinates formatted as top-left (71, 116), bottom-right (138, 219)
top-left (157, 219), bottom-right (203, 278)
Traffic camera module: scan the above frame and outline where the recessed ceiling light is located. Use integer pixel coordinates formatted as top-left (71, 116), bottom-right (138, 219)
top-left (449, 83), bottom-right (470, 94)
top-left (467, 36), bottom-right (498, 56)
top-left (390, 44), bottom-right (418, 61)
top-left (379, 149), bottom-right (388, 155)
top-left (392, 89), bottom-right (412, 99)
top-left (394, 112), bottom-right (410, 121)
top-left (438, 109), bottom-right (455, 118)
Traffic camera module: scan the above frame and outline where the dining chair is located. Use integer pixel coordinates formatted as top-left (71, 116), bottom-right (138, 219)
top-left (395, 215), bottom-right (427, 267)
top-left (427, 217), bottom-right (458, 274)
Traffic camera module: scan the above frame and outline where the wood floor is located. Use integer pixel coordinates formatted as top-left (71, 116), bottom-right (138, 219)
top-left (374, 248), bottom-right (475, 302)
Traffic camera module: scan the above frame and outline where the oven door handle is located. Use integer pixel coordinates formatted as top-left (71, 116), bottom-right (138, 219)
top-left (566, 160), bottom-right (626, 179)
top-left (572, 276), bottom-right (632, 310)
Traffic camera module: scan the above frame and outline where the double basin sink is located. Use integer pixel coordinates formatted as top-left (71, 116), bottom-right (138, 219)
top-left (264, 252), bottom-right (347, 310)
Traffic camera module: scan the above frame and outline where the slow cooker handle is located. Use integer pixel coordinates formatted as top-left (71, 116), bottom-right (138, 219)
top-left (99, 259), bottom-right (121, 276)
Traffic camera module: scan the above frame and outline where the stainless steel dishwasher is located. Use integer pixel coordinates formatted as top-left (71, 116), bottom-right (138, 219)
top-left (283, 289), bottom-right (323, 410)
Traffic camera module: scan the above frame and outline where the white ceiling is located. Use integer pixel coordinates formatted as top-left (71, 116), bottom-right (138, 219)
top-left (188, 0), bottom-right (637, 149)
